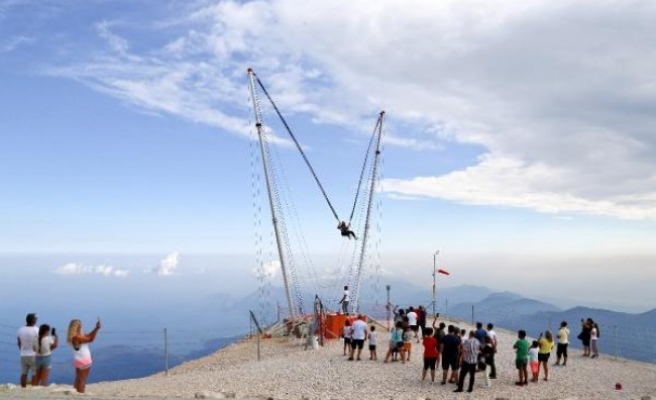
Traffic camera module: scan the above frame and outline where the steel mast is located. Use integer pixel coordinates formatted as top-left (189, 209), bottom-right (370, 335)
top-left (352, 110), bottom-right (385, 313)
top-left (247, 68), bottom-right (296, 320)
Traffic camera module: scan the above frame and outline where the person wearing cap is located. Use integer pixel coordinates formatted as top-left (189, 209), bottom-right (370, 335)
top-left (16, 313), bottom-right (39, 387)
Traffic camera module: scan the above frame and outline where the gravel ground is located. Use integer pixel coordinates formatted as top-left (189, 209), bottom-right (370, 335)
top-left (2, 319), bottom-right (655, 400)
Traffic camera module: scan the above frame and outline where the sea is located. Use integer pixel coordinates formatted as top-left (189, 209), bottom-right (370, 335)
top-left (0, 253), bottom-right (265, 385)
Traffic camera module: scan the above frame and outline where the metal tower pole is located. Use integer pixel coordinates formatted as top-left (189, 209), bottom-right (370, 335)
top-left (386, 284), bottom-right (391, 331)
top-left (352, 111), bottom-right (385, 313)
top-left (432, 250), bottom-right (439, 317)
top-left (247, 68), bottom-right (295, 320)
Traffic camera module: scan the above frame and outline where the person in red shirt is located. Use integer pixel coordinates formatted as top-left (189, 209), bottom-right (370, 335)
top-left (421, 327), bottom-right (440, 383)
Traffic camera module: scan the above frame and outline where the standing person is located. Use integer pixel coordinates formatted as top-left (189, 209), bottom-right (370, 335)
top-left (349, 314), bottom-right (368, 361)
top-left (434, 321), bottom-right (447, 342)
top-left (421, 327), bottom-right (439, 383)
top-left (513, 330), bottom-right (530, 386)
top-left (16, 313), bottom-right (39, 388)
top-left (33, 324), bottom-right (58, 386)
top-left (481, 336), bottom-right (495, 388)
top-left (67, 318), bottom-right (101, 394)
top-left (339, 286), bottom-right (350, 315)
top-left (538, 330), bottom-right (554, 381)
top-left (474, 322), bottom-right (487, 344)
top-left (529, 340), bottom-right (539, 382)
top-left (555, 321), bottom-right (570, 366)
top-left (454, 331), bottom-right (480, 393)
top-left (578, 318), bottom-right (592, 356)
top-left (486, 323), bottom-right (498, 379)
top-left (368, 325), bottom-right (378, 360)
top-left (590, 322), bottom-right (600, 358)
top-left (440, 325), bottom-right (461, 385)
top-left (384, 321), bottom-right (404, 363)
top-left (342, 320), bottom-right (352, 356)
top-left (416, 306), bottom-right (427, 342)
top-left (392, 306), bottom-right (405, 325)
top-left (402, 323), bottom-right (413, 363)
top-left (406, 307), bottom-right (419, 341)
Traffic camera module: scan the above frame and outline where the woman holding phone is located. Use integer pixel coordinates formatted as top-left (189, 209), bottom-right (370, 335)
top-left (33, 324), bottom-right (58, 386)
top-left (66, 318), bottom-right (101, 393)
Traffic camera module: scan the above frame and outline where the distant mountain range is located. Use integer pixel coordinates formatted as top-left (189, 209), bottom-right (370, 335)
top-left (231, 282), bottom-right (656, 364)
top-left (440, 290), bottom-right (656, 364)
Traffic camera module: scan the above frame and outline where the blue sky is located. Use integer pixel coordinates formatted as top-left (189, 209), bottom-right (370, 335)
top-left (2, 0), bottom-right (656, 312)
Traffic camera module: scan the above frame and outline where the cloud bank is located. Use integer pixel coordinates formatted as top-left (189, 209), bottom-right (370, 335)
top-left (42, 0), bottom-right (656, 220)
top-left (55, 263), bottom-right (129, 277)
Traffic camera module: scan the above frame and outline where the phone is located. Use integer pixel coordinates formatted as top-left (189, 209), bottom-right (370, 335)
top-left (51, 327), bottom-right (56, 336)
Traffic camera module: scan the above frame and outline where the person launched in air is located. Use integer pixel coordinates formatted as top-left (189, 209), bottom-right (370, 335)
top-left (338, 221), bottom-right (357, 240)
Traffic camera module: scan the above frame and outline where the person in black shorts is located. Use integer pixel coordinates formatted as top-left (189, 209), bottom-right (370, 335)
top-left (440, 325), bottom-right (461, 385)
top-left (348, 314), bottom-right (368, 361)
top-left (417, 306), bottom-right (426, 339)
top-left (555, 321), bottom-right (570, 366)
top-left (342, 320), bottom-right (352, 356)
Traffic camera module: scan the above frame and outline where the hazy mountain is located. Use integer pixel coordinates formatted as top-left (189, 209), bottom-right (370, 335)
top-left (450, 299), bottom-right (656, 364)
top-left (223, 282), bottom-right (496, 322)
top-left (447, 291), bottom-right (561, 323)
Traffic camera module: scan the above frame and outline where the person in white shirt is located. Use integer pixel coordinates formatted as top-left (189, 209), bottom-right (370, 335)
top-left (349, 315), bottom-right (368, 361)
top-left (342, 320), bottom-right (353, 356)
top-left (486, 323), bottom-right (498, 379)
top-left (368, 325), bottom-right (378, 360)
top-left (339, 286), bottom-right (350, 315)
top-left (67, 318), bottom-right (102, 394)
top-left (590, 322), bottom-right (600, 358)
top-left (33, 324), bottom-right (58, 386)
top-left (406, 307), bottom-right (419, 340)
top-left (16, 313), bottom-right (39, 388)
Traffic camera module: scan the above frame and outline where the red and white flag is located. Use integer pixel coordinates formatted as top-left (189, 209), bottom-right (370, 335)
top-left (437, 269), bottom-right (450, 275)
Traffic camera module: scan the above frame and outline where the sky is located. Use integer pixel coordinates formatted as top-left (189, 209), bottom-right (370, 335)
top-left (1, 0), bottom-right (656, 313)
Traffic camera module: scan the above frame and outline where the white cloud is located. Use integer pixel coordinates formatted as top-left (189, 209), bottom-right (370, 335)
top-left (55, 262), bottom-right (129, 277)
top-left (152, 252), bottom-right (180, 276)
top-left (382, 154), bottom-right (656, 220)
top-left (253, 259), bottom-right (279, 280)
top-left (1, 35), bottom-right (33, 53)
top-left (95, 21), bottom-right (129, 55)
top-left (43, 0), bottom-right (656, 220)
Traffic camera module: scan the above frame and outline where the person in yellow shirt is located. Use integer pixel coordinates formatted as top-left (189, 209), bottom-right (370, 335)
top-left (537, 330), bottom-right (554, 380)
top-left (555, 321), bottom-right (570, 366)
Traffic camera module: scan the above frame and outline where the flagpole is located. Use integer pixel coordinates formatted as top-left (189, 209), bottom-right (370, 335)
top-left (432, 250), bottom-right (440, 318)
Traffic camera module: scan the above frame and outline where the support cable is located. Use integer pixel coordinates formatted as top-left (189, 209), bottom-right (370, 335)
top-left (348, 116), bottom-right (382, 224)
top-left (253, 73), bottom-right (340, 223)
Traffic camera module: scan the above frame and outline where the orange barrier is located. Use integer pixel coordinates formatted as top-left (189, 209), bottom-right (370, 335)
top-left (324, 313), bottom-right (368, 339)
top-left (325, 313), bottom-right (346, 339)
